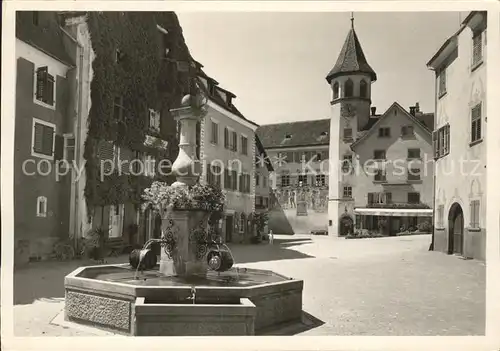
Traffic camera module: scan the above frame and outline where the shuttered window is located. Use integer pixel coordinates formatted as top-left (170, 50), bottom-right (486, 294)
top-left (232, 131), bottom-right (238, 152)
top-left (211, 121), bottom-right (219, 144)
top-left (433, 124), bottom-right (450, 159)
top-left (35, 67), bottom-right (55, 106)
top-left (241, 136), bottom-right (248, 155)
top-left (231, 170), bottom-right (238, 190)
top-left (472, 32), bottom-right (483, 67)
top-left (32, 121), bottom-right (55, 157)
top-left (224, 127), bottom-right (229, 149)
top-left (470, 200), bottom-right (480, 228)
top-left (471, 103), bottom-right (482, 143)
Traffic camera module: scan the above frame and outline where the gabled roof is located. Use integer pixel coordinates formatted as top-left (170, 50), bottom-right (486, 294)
top-left (16, 11), bottom-right (75, 67)
top-left (256, 119), bottom-right (330, 149)
top-left (326, 24), bottom-right (377, 84)
top-left (350, 102), bottom-right (433, 151)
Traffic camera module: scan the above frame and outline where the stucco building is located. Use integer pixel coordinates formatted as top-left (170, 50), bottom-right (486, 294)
top-left (426, 11), bottom-right (487, 260)
top-left (257, 120), bottom-right (330, 234)
top-left (15, 11), bottom-right (83, 264)
top-left (197, 71), bottom-right (263, 243)
top-left (323, 19), bottom-right (435, 236)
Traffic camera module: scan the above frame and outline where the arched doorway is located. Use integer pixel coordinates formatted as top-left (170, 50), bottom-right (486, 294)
top-left (339, 215), bottom-right (354, 236)
top-left (448, 202), bottom-right (464, 255)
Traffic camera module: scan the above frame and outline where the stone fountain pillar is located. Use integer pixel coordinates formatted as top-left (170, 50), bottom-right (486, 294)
top-left (159, 93), bottom-right (210, 277)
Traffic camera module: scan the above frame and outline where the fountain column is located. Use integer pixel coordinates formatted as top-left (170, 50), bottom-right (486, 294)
top-left (159, 93), bottom-right (209, 277)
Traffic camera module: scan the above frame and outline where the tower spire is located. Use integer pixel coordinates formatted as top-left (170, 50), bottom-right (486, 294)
top-left (351, 12), bottom-right (354, 28)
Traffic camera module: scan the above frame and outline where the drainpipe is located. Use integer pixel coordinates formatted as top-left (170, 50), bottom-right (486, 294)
top-left (61, 25), bottom-right (85, 251)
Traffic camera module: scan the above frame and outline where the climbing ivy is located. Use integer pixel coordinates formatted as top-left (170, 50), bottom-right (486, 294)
top-left (83, 11), bottom-right (190, 213)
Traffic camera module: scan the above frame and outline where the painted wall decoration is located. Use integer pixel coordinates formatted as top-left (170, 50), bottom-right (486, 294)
top-left (271, 186), bottom-right (329, 213)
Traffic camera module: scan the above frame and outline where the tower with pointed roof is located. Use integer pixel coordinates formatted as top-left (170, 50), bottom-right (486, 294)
top-left (326, 15), bottom-right (377, 236)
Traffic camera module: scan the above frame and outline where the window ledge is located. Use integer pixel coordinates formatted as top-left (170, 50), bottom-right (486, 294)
top-left (438, 91), bottom-right (447, 99)
top-left (34, 98), bottom-right (56, 110)
top-left (434, 227), bottom-right (445, 231)
top-left (471, 60), bottom-right (484, 73)
top-left (407, 179), bottom-right (423, 184)
top-left (401, 134), bottom-right (416, 139)
top-left (31, 151), bottom-right (55, 161)
top-left (467, 227), bottom-right (481, 232)
top-left (469, 139), bottom-right (483, 147)
top-left (407, 157), bottom-right (422, 161)
top-left (373, 180), bottom-right (387, 184)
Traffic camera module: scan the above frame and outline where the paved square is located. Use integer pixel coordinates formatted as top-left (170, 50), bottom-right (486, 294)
top-left (13, 234), bottom-right (485, 336)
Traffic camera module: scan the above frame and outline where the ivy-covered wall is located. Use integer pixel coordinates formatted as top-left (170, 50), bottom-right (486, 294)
top-left (83, 12), bottom-right (192, 210)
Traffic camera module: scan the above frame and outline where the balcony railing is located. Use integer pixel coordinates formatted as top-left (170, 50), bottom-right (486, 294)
top-left (366, 202), bottom-right (430, 209)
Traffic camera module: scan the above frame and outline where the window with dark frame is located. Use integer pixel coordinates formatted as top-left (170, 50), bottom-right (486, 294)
top-left (343, 186), bottom-right (352, 198)
top-left (333, 82), bottom-right (339, 100)
top-left (344, 79), bottom-right (354, 97)
top-left (374, 170), bottom-right (386, 182)
top-left (407, 168), bottom-right (421, 181)
top-left (35, 67), bottom-right (55, 106)
top-left (373, 150), bottom-right (386, 160)
top-left (342, 155), bottom-right (353, 173)
top-left (378, 127), bottom-right (390, 138)
top-left (211, 121), bottom-right (219, 144)
top-left (407, 192), bottom-right (420, 204)
top-left (298, 174), bottom-right (308, 185)
top-left (316, 174), bottom-right (326, 187)
top-left (471, 103), bottom-right (482, 143)
top-left (401, 125), bottom-right (414, 137)
top-left (281, 173), bottom-right (290, 187)
top-left (232, 131), bottom-right (238, 152)
top-left (241, 136), bottom-right (248, 155)
top-left (407, 148), bottom-right (421, 159)
top-left (343, 128), bottom-right (353, 140)
top-left (224, 127), bottom-right (229, 149)
top-left (360, 79), bottom-right (368, 98)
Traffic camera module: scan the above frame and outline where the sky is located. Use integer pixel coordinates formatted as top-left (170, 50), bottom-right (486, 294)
top-left (177, 12), bottom-right (468, 126)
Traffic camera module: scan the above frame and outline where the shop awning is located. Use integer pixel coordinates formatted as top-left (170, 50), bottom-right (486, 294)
top-left (354, 208), bottom-right (433, 217)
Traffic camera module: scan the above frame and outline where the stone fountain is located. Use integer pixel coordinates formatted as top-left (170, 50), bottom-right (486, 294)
top-left (64, 92), bottom-right (304, 336)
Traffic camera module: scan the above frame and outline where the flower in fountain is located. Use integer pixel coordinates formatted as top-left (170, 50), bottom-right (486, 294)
top-left (142, 181), bottom-right (225, 213)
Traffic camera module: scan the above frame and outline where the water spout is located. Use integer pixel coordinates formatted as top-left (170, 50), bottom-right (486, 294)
top-left (186, 286), bottom-right (196, 304)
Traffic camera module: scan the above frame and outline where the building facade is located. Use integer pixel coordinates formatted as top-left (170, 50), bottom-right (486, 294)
top-left (197, 72), bottom-right (260, 243)
top-left (257, 119), bottom-right (330, 234)
top-left (254, 135), bottom-right (274, 235)
top-left (14, 11), bottom-right (195, 264)
top-left (15, 11), bottom-right (79, 264)
top-left (324, 19), bottom-right (434, 236)
top-left (427, 11), bottom-right (487, 260)
top-left (349, 103), bottom-right (434, 236)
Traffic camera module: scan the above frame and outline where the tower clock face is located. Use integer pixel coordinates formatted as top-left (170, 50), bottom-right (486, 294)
top-left (341, 103), bottom-right (356, 118)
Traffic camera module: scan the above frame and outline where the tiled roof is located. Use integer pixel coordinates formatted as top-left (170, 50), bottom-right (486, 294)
top-left (415, 113), bottom-right (434, 131)
top-left (256, 119), bottom-right (331, 149)
top-left (326, 26), bottom-right (377, 84)
top-left (16, 11), bottom-right (75, 67)
top-left (196, 69), bottom-right (259, 128)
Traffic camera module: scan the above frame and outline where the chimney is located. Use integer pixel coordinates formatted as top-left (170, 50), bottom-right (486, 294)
top-left (409, 106), bottom-right (416, 116)
top-left (415, 102), bottom-right (420, 114)
top-left (371, 106), bottom-right (376, 115)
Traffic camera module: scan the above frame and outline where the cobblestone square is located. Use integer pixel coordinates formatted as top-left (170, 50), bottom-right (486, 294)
top-left (13, 234), bottom-right (485, 336)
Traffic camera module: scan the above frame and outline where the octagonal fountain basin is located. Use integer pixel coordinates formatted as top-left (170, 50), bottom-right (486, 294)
top-left (64, 263), bottom-right (303, 336)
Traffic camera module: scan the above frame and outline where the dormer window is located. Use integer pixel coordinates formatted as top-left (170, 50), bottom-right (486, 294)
top-left (344, 79), bottom-right (354, 98)
top-left (208, 83), bottom-right (215, 96)
top-left (285, 134), bottom-right (292, 140)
